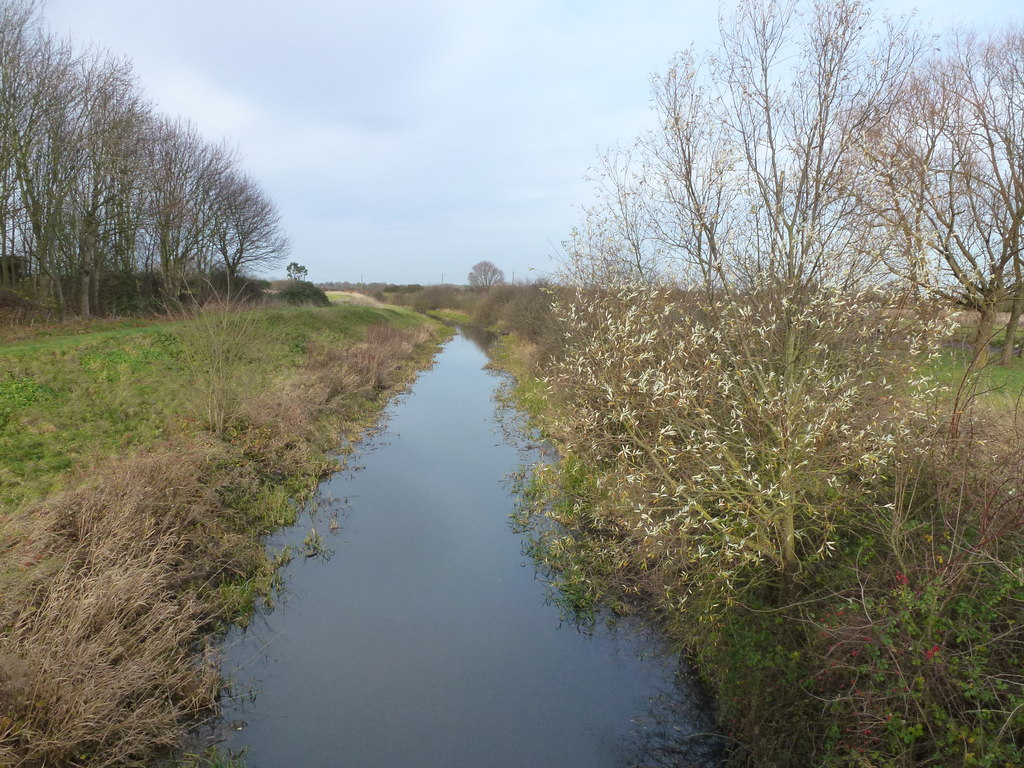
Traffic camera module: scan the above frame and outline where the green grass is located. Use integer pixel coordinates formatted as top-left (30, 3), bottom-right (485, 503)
top-left (924, 348), bottom-right (1024, 410)
top-left (0, 304), bottom-right (429, 513)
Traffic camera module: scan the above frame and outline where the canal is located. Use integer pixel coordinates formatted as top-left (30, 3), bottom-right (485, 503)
top-left (220, 330), bottom-right (717, 767)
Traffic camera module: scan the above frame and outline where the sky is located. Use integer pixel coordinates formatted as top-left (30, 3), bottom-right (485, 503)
top-left (41, 0), bottom-right (1021, 285)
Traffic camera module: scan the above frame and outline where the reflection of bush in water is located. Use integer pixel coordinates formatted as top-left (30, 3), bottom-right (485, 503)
top-left (612, 666), bottom-right (723, 768)
top-left (458, 323), bottom-right (498, 352)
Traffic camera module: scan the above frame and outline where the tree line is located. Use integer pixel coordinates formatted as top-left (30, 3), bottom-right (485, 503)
top-left (0, 0), bottom-right (288, 320)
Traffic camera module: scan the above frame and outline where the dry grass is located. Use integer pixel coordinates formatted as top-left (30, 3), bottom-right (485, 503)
top-left (0, 319), bottom-right (442, 767)
top-left (0, 443), bottom-right (248, 767)
top-left (324, 290), bottom-right (385, 307)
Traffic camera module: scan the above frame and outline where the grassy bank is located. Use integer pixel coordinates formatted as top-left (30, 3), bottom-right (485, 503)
top-left (0, 303), bottom-right (448, 767)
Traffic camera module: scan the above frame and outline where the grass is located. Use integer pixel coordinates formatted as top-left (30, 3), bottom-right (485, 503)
top-left (488, 335), bottom-right (550, 421)
top-left (924, 348), bottom-right (1024, 411)
top-left (0, 314), bottom-right (180, 346)
top-left (0, 302), bottom-right (445, 768)
top-left (0, 304), bottom-right (425, 512)
top-left (323, 290), bottom-right (386, 307)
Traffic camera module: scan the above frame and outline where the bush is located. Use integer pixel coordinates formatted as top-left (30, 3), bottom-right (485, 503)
top-left (471, 282), bottom-right (557, 347)
top-left (409, 284), bottom-right (468, 312)
top-left (278, 280), bottom-right (330, 307)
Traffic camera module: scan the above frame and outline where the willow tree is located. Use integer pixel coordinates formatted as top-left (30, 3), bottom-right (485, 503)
top-left (550, 0), bottom-right (935, 602)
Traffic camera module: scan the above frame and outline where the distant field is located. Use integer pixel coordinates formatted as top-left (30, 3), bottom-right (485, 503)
top-left (325, 290), bottom-right (385, 307)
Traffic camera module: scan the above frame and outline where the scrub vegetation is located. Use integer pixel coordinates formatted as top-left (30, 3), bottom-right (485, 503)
top-left (464, 2), bottom-right (1024, 766)
top-left (0, 302), bottom-right (444, 767)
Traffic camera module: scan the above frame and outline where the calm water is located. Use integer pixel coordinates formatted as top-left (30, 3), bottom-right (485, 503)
top-left (220, 331), bottom-right (717, 767)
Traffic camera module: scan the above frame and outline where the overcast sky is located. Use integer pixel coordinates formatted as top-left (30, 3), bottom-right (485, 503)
top-left (42, 0), bottom-right (1021, 285)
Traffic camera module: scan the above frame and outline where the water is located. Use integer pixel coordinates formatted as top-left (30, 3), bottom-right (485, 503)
top-left (220, 331), bottom-right (717, 767)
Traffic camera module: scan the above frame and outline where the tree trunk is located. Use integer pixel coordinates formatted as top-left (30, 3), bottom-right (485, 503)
top-left (79, 268), bottom-right (91, 318)
top-left (92, 264), bottom-right (101, 316)
top-left (969, 306), bottom-right (995, 372)
top-left (52, 274), bottom-right (66, 323)
top-left (78, 230), bottom-right (94, 318)
top-left (1001, 292), bottom-right (1022, 365)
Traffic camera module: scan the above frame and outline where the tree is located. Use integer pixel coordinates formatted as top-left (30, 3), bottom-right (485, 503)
top-left (870, 28), bottom-right (1024, 368)
top-left (285, 261), bottom-right (307, 281)
top-left (143, 117), bottom-right (236, 299)
top-left (211, 170), bottom-right (288, 295)
top-left (69, 50), bottom-right (148, 317)
top-left (555, 0), bottom-right (928, 592)
top-left (467, 260), bottom-right (504, 288)
top-left (0, 0), bottom-right (290, 316)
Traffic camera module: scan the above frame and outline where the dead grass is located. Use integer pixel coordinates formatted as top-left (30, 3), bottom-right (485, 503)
top-left (0, 443), bottom-right (246, 767)
top-left (0, 319), bottom-right (444, 767)
top-left (324, 290), bottom-right (385, 308)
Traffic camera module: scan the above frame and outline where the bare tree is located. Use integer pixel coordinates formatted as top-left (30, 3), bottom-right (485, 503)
top-left (12, 29), bottom-right (84, 320)
top-left (871, 27), bottom-right (1024, 368)
top-left (467, 260), bottom-right (505, 287)
top-left (143, 118), bottom-right (236, 299)
top-left (211, 170), bottom-right (288, 295)
top-left (68, 50), bottom-right (149, 316)
top-left (0, 0), bottom-right (289, 316)
top-left (0, 0), bottom-right (38, 292)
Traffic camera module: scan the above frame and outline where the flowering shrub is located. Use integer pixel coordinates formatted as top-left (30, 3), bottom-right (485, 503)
top-left (536, 281), bottom-right (948, 621)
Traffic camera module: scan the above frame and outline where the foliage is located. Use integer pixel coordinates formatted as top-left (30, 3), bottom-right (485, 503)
top-left (470, 282), bottom-right (557, 347)
top-left (285, 262), bottom-right (308, 282)
top-left (544, 282), bottom-right (949, 612)
top-left (512, 278), bottom-right (1024, 765)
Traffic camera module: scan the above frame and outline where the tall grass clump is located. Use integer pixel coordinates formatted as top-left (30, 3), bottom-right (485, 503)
top-left (0, 444), bottom-right (251, 767)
